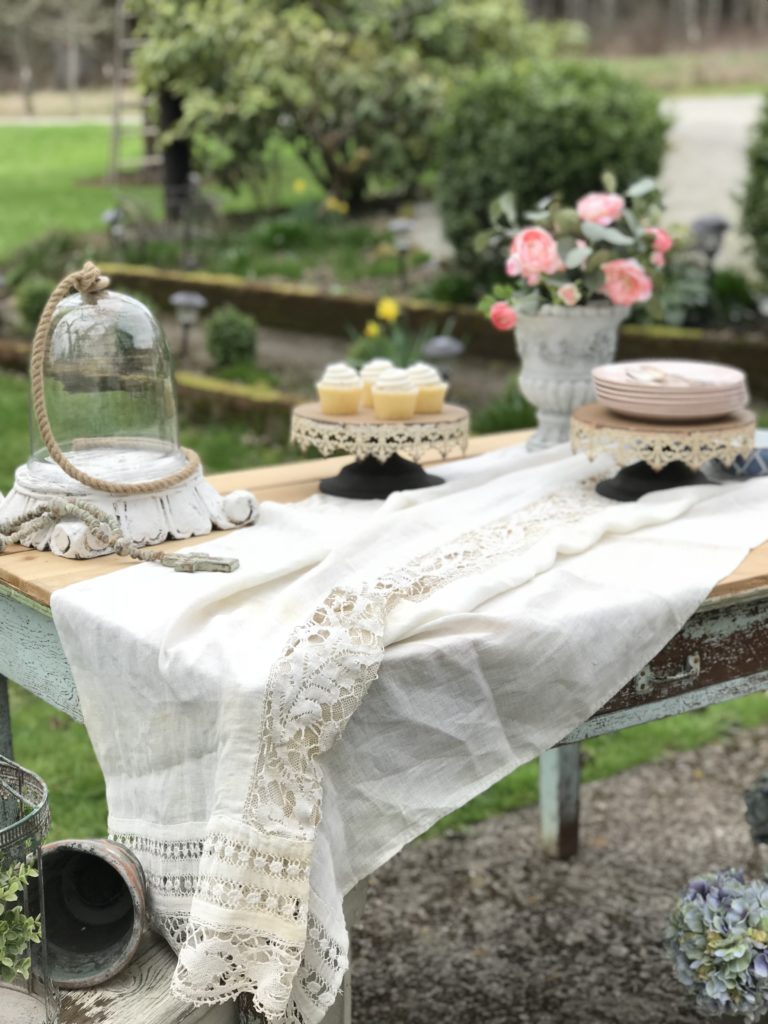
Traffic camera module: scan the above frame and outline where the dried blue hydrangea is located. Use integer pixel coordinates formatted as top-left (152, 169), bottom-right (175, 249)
top-left (668, 869), bottom-right (768, 1020)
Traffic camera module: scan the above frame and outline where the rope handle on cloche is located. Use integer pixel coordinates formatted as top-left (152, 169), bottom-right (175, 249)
top-left (30, 261), bottom-right (200, 496)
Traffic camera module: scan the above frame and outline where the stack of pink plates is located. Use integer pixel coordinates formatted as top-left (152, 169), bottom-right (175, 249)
top-left (592, 360), bottom-right (749, 422)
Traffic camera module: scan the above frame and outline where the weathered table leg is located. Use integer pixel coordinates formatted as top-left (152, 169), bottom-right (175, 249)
top-left (539, 744), bottom-right (580, 860)
top-left (323, 877), bottom-right (369, 1024)
top-left (0, 674), bottom-right (12, 760)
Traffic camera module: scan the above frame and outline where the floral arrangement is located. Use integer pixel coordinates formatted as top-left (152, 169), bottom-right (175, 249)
top-left (0, 855), bottom-right (41, 983)
top-left (668, 868), bottom-right (768, 1021)
top-left (479, 176), bottom-right (673, 332)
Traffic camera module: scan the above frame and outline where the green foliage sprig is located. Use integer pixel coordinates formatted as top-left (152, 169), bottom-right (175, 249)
top-left (0, 857), bottom-right (41, 984)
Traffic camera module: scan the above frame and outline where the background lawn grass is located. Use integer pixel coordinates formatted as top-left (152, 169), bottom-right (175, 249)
top-left (2, 365), bottom-right (768, 840)
top-left (0, 125), bottom-right (160, 261)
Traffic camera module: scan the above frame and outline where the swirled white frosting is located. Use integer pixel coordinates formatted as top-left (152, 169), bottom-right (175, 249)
top-left (318, 363), bottom-right (362, 389)
top-left (372, 368), bottom-right (417, 394)
top-left (361, 358), bottom-right (394, 384)
top-left (407, 362), bottom-right (443, 388)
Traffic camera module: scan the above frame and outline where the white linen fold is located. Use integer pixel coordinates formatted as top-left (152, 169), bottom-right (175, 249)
top-left (51, 443), bottom-right (768, 1022)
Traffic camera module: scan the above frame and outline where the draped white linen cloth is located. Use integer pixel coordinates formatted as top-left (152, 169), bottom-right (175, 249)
top-left (51, 443), bottom-right (768, 1022)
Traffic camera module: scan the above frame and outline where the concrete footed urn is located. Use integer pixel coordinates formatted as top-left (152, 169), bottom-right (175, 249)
top-left (515, 303), bottom-right (629, 450)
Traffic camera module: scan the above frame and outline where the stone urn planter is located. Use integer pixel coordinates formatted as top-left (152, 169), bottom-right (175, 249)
top-left (516, 303), bottom-right (630, 450)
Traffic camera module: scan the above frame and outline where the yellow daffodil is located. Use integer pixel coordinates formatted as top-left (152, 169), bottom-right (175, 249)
top-left (323, 194), bottom-right (350, 216)
top-left (375, 297), bottom-right (400, 323)
top-left (363, 320), bottom-right (381, 338)
top-left (292, 178), bottom-right (308, 194)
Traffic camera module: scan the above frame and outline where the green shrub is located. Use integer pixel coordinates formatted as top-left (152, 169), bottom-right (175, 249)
top-left (471, 378), bottom-right (535, 434)
top-left (206, 304), bottom-right (258, 368)
top-left (743, 93), bottom-right (768, 281)
top-left (15, 276), bottom-right (56, 334)
top-left (438, 61), bottom-right (668, 266)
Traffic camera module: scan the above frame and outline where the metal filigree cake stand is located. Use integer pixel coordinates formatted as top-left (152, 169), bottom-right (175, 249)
top-left (571, 403), bottom-right (756, 501)
top-left (291, 402), bottom-right (470, 499)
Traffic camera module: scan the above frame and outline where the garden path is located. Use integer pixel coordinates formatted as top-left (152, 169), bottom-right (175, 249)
top-left (660, 92), bottom-right (762, 270)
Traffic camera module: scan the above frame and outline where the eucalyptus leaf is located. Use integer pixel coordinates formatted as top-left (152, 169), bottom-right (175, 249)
top-left (622, 207), bottom-right (640, 237)
top-left (600, 170), bottom-right (618, 193)
top-left (586, 249), bottom-right (613, 272)
top-left (553, 208), bottom-right (581, 235)
top-left (498, 191), bottom-right (518, 226)
top-left (625, 176), bottom-right (658, 199)
top-left (522, 209), bottom-right (550, 224)
top-left (473, 229), bottom-right (495, 255)
top-left (581, 221), bottom-right (635, 247)
top-left (565, 245), bottom-right (592, 269)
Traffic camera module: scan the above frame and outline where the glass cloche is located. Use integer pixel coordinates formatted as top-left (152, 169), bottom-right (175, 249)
top-left (28, 289), bottom-right (187, 488)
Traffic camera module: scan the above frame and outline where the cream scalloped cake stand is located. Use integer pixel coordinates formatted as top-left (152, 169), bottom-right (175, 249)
top-left (571, 403), bottom-right (756, 501)
top-left (291, 402), bottom-right (470, 499)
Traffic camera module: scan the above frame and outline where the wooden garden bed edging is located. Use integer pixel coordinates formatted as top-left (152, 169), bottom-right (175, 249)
top-left (100, 264), bottom-right (768, 395)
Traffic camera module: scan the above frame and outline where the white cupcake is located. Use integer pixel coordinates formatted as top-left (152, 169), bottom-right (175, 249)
top-left (408, 362), bottom-right (448, 413)
top-left (360, 358), bottom-right (395, 407)
top-left (371, 368), bottom-right (418, 420)
top-left (316, 363), bottom-right (363, 415)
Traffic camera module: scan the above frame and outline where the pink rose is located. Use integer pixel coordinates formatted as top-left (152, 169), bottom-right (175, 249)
top-left (489, 302), bottom-right (517, 331)
top-left (508, 227), bottom-right (561, 285)
top-left (557, 283), bottom-right (581, 307)
top-left (645, 226), bottom-right (673, 254)
top-left (601, 258), bottom-right (653, 306)
top-left (576, 191), bottom-right (626, 226)
top-left (505, 253), bottom-right (521, 278)
top-left (650, 251), bottom-right (666, 268)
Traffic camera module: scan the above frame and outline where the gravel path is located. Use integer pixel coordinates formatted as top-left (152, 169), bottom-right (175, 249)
top-left (351, 723), bottom-right (768, 1023)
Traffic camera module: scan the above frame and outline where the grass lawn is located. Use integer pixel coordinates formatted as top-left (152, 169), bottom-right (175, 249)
top-left (2, 367), bottom-right (768, 840)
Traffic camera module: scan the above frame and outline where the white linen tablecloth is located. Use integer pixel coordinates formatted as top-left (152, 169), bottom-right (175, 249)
top-left (51, 443), bottom-right (768, 1022)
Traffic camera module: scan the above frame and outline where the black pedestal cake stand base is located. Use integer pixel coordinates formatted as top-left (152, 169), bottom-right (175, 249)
top-left (320, 454), bottom-right (444, 500)
top-left (597, 460), bottom-right (709, 502)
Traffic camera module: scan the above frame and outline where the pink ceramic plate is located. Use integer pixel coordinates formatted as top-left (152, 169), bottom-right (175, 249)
top-left (593, 359), bottom-right (745, 391)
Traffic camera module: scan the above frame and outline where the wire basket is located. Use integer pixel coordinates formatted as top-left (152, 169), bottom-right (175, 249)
top-left (0, 755), bottom-right (58, 1023)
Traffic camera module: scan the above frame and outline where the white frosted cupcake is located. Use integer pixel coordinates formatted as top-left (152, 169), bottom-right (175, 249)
top-left (360, 358), bottom-right (394, 407)
top-left (371, 368), bottom-right (418, 420)
top-left (316, 363), bottom-right (363, 415)
top-left (408, 362), bottom-right (448, 413)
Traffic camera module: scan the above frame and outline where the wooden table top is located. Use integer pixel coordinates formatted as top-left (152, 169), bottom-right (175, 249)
top-left (0, 429), bottom-right (766, 609)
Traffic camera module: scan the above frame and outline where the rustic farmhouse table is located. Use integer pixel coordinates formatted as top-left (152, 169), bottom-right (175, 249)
top-left (1, 429), bottom-right (768, 1023)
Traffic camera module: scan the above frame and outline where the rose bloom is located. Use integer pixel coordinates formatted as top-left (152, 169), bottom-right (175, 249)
top-left (489, 301), bottom-right (518, 331)
top-left (557, 283), bottom-right (581, 307)
top-left (601, 258), bottom-right (653, 306)
top-left (650, 251), bottom-right (666, 268)
top-left (646, 226), bottom-right (673, 254)
top-left (508, 227), bottom-right (561, 285)
top-left (576, 191), bottom-right (626, 226)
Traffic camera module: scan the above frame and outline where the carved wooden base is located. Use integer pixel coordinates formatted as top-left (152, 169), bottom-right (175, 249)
top-left (0, 463), bottom-right (259, 559)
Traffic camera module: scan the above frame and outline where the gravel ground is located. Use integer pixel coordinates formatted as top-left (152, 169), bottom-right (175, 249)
top-left (350, 723), bottom-right (768, 1024)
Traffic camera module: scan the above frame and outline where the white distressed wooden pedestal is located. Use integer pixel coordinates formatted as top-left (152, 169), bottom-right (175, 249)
top-left (0, 462), bottom-right (259, 558)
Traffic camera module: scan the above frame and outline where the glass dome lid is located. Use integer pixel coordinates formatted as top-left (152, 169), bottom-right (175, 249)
top-left (29, 285), bottom-right (191, 489)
